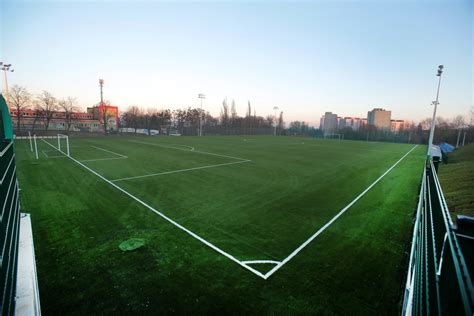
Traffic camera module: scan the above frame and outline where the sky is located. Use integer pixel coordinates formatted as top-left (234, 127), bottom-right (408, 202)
top-left (1, 0), bottom-right (472, 126)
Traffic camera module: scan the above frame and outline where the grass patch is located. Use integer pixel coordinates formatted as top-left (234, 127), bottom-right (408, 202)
top-left (119, 238), bottom-right (145, 252)
top-left (438, 144), bottom-right (474, 221)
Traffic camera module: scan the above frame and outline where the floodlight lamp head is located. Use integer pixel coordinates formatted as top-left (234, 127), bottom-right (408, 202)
top-left (99, 79), bottom-right (104, 85)
top-left (437, 65), bottom-right (444, 76)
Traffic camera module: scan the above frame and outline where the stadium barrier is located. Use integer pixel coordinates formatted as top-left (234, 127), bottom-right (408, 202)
top-left (402, 161), bottom-right (473, 315)
top-left (0, 139), bottom-right (21, 315)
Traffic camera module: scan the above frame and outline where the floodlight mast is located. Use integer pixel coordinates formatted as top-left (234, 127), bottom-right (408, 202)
top-left (273, 106), bottom-right (279, 136)
top-left (1, 62), bottom-right (14, 105)
top-left (99, 79), bottom-right (104, 106)
top-left (198, 94), bottom-right (205, 136)
top-left (427, 65), bottom-right (444, 158)
top-left (99, 79), bottom-right (108, 134)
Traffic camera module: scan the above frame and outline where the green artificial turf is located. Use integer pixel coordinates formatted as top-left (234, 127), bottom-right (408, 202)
top-left (15, 135), bottom-right (425, 315)
top-left (438, 143), bottom-right (474, 221)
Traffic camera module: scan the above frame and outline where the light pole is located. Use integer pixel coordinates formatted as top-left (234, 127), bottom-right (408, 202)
top-left (1, 62), bottom-right (14, 106)
top-left (99, 79), bottom-right (107, 134)
top-left (198, 94), bottom-right (205, 136)
top-left (99, 79), bottom-right (104, 106)
top-left (273, 106), bottom-right (279, 136)
top-left (427, 65), bottom-right (444, 158)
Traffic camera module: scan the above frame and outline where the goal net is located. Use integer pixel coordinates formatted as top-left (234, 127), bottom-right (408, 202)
top-left (324, 133), bottom-right (342, 140)
top-left (25, 133), bottom-right (70, 160)
top-left (57, 134), bottom-right (70, 156)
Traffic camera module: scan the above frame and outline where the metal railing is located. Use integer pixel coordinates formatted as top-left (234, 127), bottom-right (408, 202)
top-left (0, 140), bottom-right (21, 315)
top-left (402, 161), bottom-right (473, 315)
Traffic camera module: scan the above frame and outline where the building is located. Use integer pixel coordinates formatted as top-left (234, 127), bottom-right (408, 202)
top-left (340, 117), bottom-right (365, 131)
top-left (87, 104), bottom-right (119, 131)
top-left (8, 104), bottom-right (119, 132)
top-left (391, 119), bottom-right (406, 132)
top-left (367, 108), bottom-right (391, 130)
top-left (320, 112), bottom-right (338, 135)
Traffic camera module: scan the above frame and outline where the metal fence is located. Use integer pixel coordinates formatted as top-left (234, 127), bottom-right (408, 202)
top-left (0, 140), bottom-right (21, 315)
top-left (402, 161), bottom-right (473, 315)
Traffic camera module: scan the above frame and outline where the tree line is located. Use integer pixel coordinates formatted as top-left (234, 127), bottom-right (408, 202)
top-left (119, 98), bottom-right (287, 136)
top-left (6, 85), bottom-right (473, 145)
top-left (8, 85), bottom-right (81, 132)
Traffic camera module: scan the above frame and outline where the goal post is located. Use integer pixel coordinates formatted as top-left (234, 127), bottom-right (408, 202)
top-left (57, 134), bottom-right (70, 157)
top-left (324, 133), bottom-right (342, 140)
top-left (29, 134), bottom-right (70, 159)
top-left (28, 131), bottom-right (33, 152)
top-left (33, 134), bottom-right (39, 160)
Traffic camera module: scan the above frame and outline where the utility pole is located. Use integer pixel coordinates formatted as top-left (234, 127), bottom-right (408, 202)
top-left (0, 62), bottom-right (14, 106)
top-left (273, 106), bottom-right (279, 136)
top-left (198, 94), bottom-right (205, 136)
top-left (427, 65), bottom-right (444, 158)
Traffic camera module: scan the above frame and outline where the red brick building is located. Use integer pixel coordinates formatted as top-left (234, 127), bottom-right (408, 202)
top-left (8, 105), bottom-right (119, 132)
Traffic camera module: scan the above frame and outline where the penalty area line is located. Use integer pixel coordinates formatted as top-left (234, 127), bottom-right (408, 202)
top-left (80, 157), bottom-right (128, 162)
top-left (128, 140), bottom-right (248, 161)
top-left (90, 145), bottom-right (128, 158)
top-left (111, 160), bottom-right (251, 182)
top-left (40, 138), bottom-right (266, 279)
top-left (241, 260), bottom-right (281, 265)
top-left (263, 145), bottom-right (419, 280)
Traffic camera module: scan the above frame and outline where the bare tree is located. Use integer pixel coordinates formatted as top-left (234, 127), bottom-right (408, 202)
top-left (278, 111), bottom-right (284, 134)
top-left (143, 108), bottom-right (157, 134)
top-left (9, 85), bottom-right (31, 130)
top-left (220, 98), bottom-right (229, 133)
top-left (470, 106), bottom-right (474, 126)
top-left (452, 115), bottom-right (466, 147)
top-left (231, 99), bottom-right (237, 126)
top-left (30, 109), bottom-right (42, 133)
top-left (59, 97), bottom-right (79, 132)
top-left (36, 91), bottom-right (58, 131)
top-left (452, 115), bottom-right (465, 129)
top-left (127, 106), bottom-right (141, 133)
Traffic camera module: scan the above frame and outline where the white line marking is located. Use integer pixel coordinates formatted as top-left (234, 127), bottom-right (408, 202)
top-left (241, 260), bottom-right (281, 265)
top-left (262, 145), bottom-right (419, 279)
top-left (41, 138), bottom-right (419, 279)
top-left (111, 160), bottom-right (251, 182)
top-left (90, 145), bottom-right (127, 158)
top-left (128, 140), bottom-right (248, 161)
top-left (40, 138), bottom-right (266, 279)
top-left (128, 140), bottom-right (194, 152)
top-left (80, 157), bottom-right (128, 162)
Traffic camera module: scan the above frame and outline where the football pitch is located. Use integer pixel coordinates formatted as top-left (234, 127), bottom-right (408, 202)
top-left (15, 136), bottom-right (426, 314)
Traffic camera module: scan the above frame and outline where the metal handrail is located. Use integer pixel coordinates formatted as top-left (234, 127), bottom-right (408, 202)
top-left (430, 161), bottom-right (473, 313)
top-left (402, 161), bottom-right (473, 315)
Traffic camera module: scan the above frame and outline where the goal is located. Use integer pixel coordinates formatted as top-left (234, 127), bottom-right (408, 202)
top-left (57, 134), bottom-right (70, 156)
top-left (324, 133), bottom-right (342, 140)
top-left (27, 133), bottom-right (70, 160)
